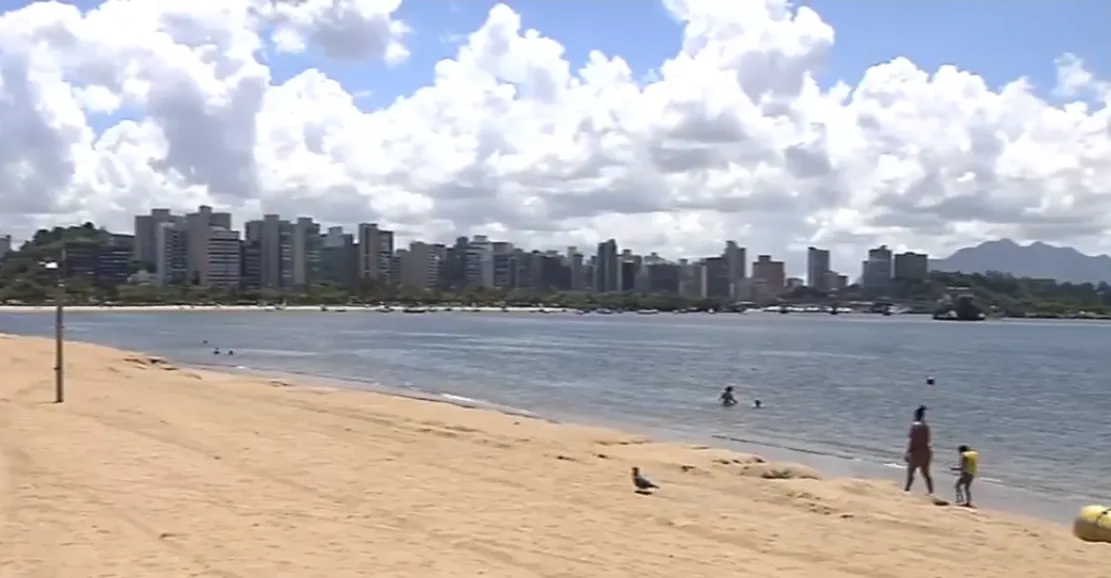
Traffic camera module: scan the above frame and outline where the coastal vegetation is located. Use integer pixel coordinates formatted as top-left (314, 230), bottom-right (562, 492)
top-left (881, 271), bottom-right (1111, 318)
top-left (2, 225), bottom-right (1111, 317)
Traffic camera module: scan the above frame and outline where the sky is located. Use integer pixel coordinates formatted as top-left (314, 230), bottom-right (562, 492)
top-left (0, 0), bottom-right (1109, 275)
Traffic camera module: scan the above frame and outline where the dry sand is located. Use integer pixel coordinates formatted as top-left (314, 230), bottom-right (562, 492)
top-left (0, 334), bottom-right (1102, 577)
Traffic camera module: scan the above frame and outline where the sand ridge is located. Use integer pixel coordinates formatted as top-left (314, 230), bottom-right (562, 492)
top-left (0, 334), bottom-right (1103, 577)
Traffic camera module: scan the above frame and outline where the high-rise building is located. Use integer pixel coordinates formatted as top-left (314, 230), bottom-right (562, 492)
top-left (62, 240), bottom-right (131, 287)
top-left (185, 205), bottom-right (232, 285)
top-left (862, 245), bottom-right (894, 291)
top-left (893, 251), bottom-right (929, 281)
top-left (357, 223), bottom-right (393, 282)
top-left (489, 241), bottom-right (514, 288)
top-left (245, 214), bottom-right (291, 290)
top-left (723, 241), bottom-right (746, 298)
top-left (465, 235), bottom-right (493, 287)
top-left (91, 236), bottom-right (134, 287)
top-left (494, 253), bottom-right (515, 289)
top-left (619, 258), bottom-right (638, 292)
top-left (595, 239), bottom-right (619, 293)
top-left (356, 223), bottom-right (378, 281)
top-left (400, 241), bottom-right (439, 288)
top-left (205, 228), bottom-right (242, 289)
top-left (132, 208), bottom-right (176, 269)
top-left (323, 226), bottom-right (346, 248)
top-left (240, 239), bottom-right (262, 291)
top-left (646, 262), bottom-right (680, 294)
top-left (700, 256), bottom-right (731, 298)
top-left (569, 250), bottom-right (585, 290)
top-left (154, 221), bottom-right (188, 286)
top-left (292, 217), bottom-right (321, 289)
top-left (387, 252), bottom-right (402, 286)
top-left (806, 246), bottom-right (831, 290)
top-left (278, 220), bottom-right (294, 289)
top-left (526, 252), bottom-right (571, 291)
top-left (752, 254), bottom-right (786, 295)
top-left (677, 259), bottom-right (699, 298)
top-left (320, 229), bottom-right (358, 289)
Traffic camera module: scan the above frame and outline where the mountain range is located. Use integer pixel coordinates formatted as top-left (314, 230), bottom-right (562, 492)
top-left (929, 239), bottom-right (1111, 284)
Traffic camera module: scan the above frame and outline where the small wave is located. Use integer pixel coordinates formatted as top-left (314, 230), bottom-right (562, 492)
top-left (439, 393), bottom-right (486, 404)
top-left (881, 463), bottom-right (1003, 485)
top-left (239, 349), bottom-right (317, 358)
top-left (712, 434), bottom-right (861, 461)
top-left (756, 349), bottom-right (883, 361)
top-left (432, 392), bottom-right (542, 420)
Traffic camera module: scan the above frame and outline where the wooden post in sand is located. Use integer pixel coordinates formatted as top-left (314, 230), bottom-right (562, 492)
top-left (54, 277), bottom-right (64, 403)
top-left (42, 258), bottom-right (64, 403)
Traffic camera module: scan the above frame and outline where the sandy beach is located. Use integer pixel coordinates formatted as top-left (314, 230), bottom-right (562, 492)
top-left (0, 334), bottom-right (1102, 577)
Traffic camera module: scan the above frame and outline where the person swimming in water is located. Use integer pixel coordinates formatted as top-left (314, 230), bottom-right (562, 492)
top-left (719, 386), bottom-right (737, 407)
top-left (904, 405), bottom-right (934, 495)
top-left (753, 399), bottom-right (762, 409)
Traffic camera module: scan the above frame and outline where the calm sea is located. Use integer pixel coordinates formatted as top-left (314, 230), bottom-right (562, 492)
top-left (2, 310), bottom-right (1107, 522)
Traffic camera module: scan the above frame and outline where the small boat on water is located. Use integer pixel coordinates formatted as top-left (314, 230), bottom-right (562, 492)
top-left (402, 306), bottom-right (429, 314)
top-left (637, 309), bottom-right (659, 315)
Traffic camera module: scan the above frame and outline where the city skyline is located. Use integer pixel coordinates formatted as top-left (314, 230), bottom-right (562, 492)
top-left (117, 205), bottom-right (939, 278)
top-left (0, 206), bottom-right (1054, 279)
top-left (92, 204), bottom-right (929, 302)
top-left (0, 2), bottom-right (1108, 276)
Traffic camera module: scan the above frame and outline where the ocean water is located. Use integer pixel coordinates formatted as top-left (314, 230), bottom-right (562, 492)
top-left (2, 310), bottom-right (1107, 522)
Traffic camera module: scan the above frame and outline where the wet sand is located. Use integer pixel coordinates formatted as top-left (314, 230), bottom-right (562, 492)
top-left (0, 334), bottom-right (1103, 577)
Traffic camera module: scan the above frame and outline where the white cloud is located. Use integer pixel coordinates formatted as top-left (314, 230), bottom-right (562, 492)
top-left (1, 0), bottom-right (1110, 272)
top-left (266, 0), bottom-right (410, 64)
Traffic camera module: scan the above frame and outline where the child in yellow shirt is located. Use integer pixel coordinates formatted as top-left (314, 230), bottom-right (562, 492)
top-left (953, 445), bottom-right (979, 507)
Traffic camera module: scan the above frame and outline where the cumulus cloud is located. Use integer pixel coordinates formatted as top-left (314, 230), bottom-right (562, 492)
top-left (0, 0), bottom-right (1109, 271)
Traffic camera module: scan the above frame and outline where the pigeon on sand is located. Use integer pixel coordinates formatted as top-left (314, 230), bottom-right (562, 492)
top-left (631, 467), bottom-right (658, 492)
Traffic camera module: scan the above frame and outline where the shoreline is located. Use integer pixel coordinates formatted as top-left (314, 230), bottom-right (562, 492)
top-left (0, 333), bottom-right (1104, 576)
top-left (200, 360), bottom-right (1087, 525)
top-left (0, 304), bottom-right (571, 314)
top-left (0, 304), bottom-right (1106, 320)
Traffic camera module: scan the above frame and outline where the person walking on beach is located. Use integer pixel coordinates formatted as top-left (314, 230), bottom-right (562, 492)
top-left (904, 405), bottom-right (934, 495)
top-left (953, 444), bottom-right (979, 507)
